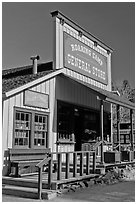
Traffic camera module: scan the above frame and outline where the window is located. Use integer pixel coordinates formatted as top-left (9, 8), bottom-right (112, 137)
top-left (13, 108), bottom-right (48, 148)
top-left (34, 114), bottom-right (48, 147)
top-left (14, 111), bottom-right (31, 147)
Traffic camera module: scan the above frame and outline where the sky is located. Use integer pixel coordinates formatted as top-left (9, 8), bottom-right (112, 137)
top-left (2, 2), bottom-right (135, 88)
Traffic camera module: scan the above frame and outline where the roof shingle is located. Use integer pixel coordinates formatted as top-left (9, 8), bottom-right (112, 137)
top-left (2, 62), bottom-right (53, 93)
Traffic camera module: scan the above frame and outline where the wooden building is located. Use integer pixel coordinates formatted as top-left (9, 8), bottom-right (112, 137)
top-left (2, 11), bottom-right (135, 176)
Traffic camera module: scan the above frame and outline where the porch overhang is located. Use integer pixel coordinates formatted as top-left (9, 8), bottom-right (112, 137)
top-left (62, 74), bottom-right (135, 110)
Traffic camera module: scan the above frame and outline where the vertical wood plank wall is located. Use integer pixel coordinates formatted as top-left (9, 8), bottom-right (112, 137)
top-left (49, 78), bottom-right (57, 154)
top-left (56, 75), bottom-right (110, 112)
top-left (2, 79), bottom-right (55, 169)
top-left (2, 99), bottom-right (9, 160)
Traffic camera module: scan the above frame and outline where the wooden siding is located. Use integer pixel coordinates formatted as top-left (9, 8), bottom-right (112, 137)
top-left (2, 99), bottom-right (9, 156)
top-left (2, 79), bottom-right (52, 167)
top-left (49, 77), bottom-right (57, 153)
top-left (56, 75), bottom-right (110, 112)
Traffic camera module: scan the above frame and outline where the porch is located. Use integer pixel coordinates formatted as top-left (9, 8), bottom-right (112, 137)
top-left (2, 148), bottom-right (135, 200)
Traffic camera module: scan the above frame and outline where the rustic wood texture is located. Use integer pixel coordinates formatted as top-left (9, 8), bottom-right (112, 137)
top-left (93, 152), bottom-right (96, 173)
top-left (100, 100), bottom-right (104, 163)
top-left (80, 152), bottom-right (84, 176)
top-left (65, 153), bottom-right (70, 179)
top-left (57, 153), bottom-right (62, 180)
top-left (73, 152), bottom-right (77, 177)
top-left (38, 167), bottom-right (42, 200)
top-left (117, 105), bottom-right (120, 152)
top-left (86, 152), bottom-right (90, 175)
top-left (48, 154), bottom-right (53, 189)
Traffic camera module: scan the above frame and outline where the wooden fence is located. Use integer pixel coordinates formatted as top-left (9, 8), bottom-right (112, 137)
top-left (36, 150), bottom-right (96, 199)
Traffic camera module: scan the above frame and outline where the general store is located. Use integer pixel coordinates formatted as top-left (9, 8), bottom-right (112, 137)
top-left (2, 11), bottom-right (135, 179)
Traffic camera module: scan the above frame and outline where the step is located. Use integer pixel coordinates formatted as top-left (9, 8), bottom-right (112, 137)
top-left (2, 176), bottom-right (49, 189)
top-left (2, 184), bottom-right (57, 200)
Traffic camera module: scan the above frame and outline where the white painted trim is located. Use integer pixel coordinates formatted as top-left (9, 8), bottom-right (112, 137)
top-left (5, 68), bottom-right (65, 98)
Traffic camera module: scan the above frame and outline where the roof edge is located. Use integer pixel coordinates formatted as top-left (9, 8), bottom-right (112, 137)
top-left (61, 73), bottom-right (135, 110)
top-left (4, 68), bottom-right (65, 99)
top-left (51, 10), bottom-right (113, 53)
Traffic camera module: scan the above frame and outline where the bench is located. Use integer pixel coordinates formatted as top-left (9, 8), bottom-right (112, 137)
top-left (9, 148), bottom-right (51, 177)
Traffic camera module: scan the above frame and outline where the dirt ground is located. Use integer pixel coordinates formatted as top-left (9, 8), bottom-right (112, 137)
top-left (2, 180), bottom-right (135, 202)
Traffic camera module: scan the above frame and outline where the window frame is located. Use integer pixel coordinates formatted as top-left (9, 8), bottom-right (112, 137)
top-left (13, 107), bottom-right (49, 149)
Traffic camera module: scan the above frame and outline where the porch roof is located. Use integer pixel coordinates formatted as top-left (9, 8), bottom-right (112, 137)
top-left (63, 74), bottom-right (135, 110)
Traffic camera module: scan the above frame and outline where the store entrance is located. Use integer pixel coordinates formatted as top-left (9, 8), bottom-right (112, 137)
top-left (57, 101), bottom-right (111, 152)
top-left (74, 108), bottom-right (100, 151)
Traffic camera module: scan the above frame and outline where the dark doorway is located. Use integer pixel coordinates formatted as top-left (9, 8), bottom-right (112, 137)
top-left (57, 101), bottom-right (111, 151)
top-left (74, 108), bottom-right (84, 151)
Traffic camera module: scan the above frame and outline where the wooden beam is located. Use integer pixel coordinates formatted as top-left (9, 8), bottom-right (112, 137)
top-left (73, 152), bottom-right (77, 177)
top-left (80, 152), bottom-right (84, 176)
top-left (36, 155), bottom-right (50, 168)
top-left (48, 154), bottom-right (53, 189)
top-left (5, 68), bottom-right (65, 98)
top-left (38, 167), bottom-right (42, 200)
top-left (100, 100), bottom-right (104, 163)
top-left (130, 109), bottom-right (134, 150)
top-left (57, 153), bottom-right (62, 180)
top-left (65, 153), bottom-right (70, 179)
top-left (86, 152), bottom-right (90, 175)
top-left (117, 105), bottom-right (120, 152)
top-left (93, 152), bottom-right (96, 173)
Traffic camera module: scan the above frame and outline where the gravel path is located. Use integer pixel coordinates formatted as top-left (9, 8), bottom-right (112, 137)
top-left (48, 180), bottom-right (135, 202)
top-left (2, 181), bottom-right (135, 202)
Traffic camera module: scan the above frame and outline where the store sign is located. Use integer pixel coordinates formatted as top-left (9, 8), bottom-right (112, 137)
top-left (64, 32), bottom-right (108, 85)
top-left (24, 90), bottom-right (49, 109)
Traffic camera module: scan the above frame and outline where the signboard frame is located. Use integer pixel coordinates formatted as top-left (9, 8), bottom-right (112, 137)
top-left (24, 90), bottom-right (49, 109)
top-left (63, 31), bottom-right (108, 85)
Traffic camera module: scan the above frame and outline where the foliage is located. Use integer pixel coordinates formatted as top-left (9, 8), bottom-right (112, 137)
top-left (112, 80), bottom-right (135, 127)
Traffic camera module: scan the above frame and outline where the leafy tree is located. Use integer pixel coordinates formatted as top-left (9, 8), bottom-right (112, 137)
top-left (112, 80), bottom-right (135, 128)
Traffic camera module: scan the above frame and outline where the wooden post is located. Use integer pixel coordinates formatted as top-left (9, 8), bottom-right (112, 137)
top-left (48, 154), bottom-right (53, 189)
top-left (38, 167), bottom-right (42, 200)
top-left (57, 153), bottom-right (62, 180)
top-left (129, 151), bottom-right (131, 162)
top-left (100, 100), bottom-right (104, 164)
top-left (86, 152), bottom-right (90, 175)
top-left (65, 153), bottom-right (70, 179)
top-left (80, 152), bottom-right (84, 176)
top-left (73, 152), bottom-right (77, 177)
top-left (130, 109), bottom-right (133, 150)
top-left (93, 151), bottom-right (96, 173)
top-left (117, 105), bottom-right (120, 152)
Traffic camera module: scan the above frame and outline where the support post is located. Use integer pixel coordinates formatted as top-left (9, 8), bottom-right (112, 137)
top-left (48, 154), bottom-right (53, 189)
top-left (80, 152), bottom-right (84, 176)
top-left (57, 153), bottom-right (62, 180)
top-left (100, 100), bottom-right (104, 164)
top-left (73, 152), bottom-right (77, 177)
top-left (117, 105), bottom-right (120, 152)
top-left (65, 153), bottom-right (70, 179)
top-left (86, 152), bottom-right (90, 175)
top-left (38, 167), bottom-right (42, 200)
top-left (130, 109), bottom-right (134, 151)
top-left (93, 151), bottom-right (96, 173)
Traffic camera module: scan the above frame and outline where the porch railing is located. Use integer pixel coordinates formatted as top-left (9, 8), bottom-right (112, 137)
top-left (36, 150), bottom-right (96, 199)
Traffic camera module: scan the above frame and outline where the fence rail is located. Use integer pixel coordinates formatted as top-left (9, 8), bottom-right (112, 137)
top-left (36, 150), bottom-right (96, 199)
